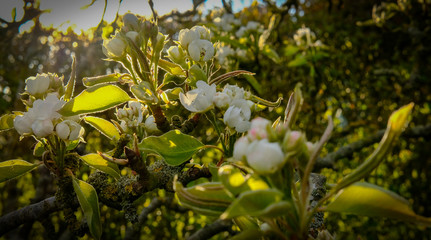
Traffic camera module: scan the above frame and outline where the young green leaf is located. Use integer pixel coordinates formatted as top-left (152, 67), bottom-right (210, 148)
top-left (0, 114), bottom-right (16, 131)
top-left (72, 178), bottom-right (102, 240)
top-left (79, 154), bottom-right (121, 180)
top-left (220, 189), bottom-right (293, 219)
top-left (138, 130), bottom-right (204, 166)
top-left (174, 180), bottom-right (233, 216)
top-left (333, 103), bottom-right (414, 192)
top-left (33, 141), bottom-right (45, 157)
top-left (82, 73), bottom-right (121, 87)
top-left (287, 54), bottom-right (307, 67)
top-left (83, 116), bottom-right (120, 140)
top-left (0, 160), bottom-right (39, 183)
top-left (58, 84), bottom-right (130, 116)
top-left (326, 182), bottom-right (431, 226)
top-left (64, 56), bottom-right (76, 101)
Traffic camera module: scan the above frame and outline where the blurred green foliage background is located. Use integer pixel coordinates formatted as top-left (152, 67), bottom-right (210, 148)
top-left (0, 0), bottom-right (430, 239)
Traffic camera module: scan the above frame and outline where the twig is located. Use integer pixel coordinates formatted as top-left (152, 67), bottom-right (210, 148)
top-left (187, 219), bottom-right (233, 240)
top-left (0, 197), bottom-right (61, 235)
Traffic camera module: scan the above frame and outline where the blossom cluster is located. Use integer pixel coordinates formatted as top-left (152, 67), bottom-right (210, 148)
top-left (232, 117), bottom-right (314, 174)
top-left (293, 25), bottom-right (323, 48)
top-left (13, 74), bottom-right (84, 140)
top-left (179, 80), bottom-right (255, 133)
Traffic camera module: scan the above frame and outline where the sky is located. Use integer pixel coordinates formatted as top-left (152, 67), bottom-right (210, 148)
top-left (0, 0), bottom-right (258, 33)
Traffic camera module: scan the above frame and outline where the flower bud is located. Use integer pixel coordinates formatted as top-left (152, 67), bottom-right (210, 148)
top-left (102, 35), bottom-right (127, 59)
top-left (13, 114), bottom-right (33, 135)
top-left (246, 139), bottom-right (284, 174)
top-left (282, 130), bottom-right (307, 157)
top-left (213, 92), bottom-right (231, 109)
top-left (123, 13), bottom-right (139, 30)
top-left (25, 74), bottom-right (50, 96)
top-left (56, 120), bottom-right (85, 141)
top-left (32, 119), bottom-right (54, 138)
top-left (179, 28), bottom-right (200, 48)
top-left (232, 136), bottom-right (249, 162)
top-left (190, 25), bottom-right (211, 40)
top-left (144, 115), bottom-right (159, 134)
top-left (248, 117), bottom-right (271, 140)
top-left (126, 31), bottom-right (139, 44)
top-left (188, 39), bottom-right (215, 62)
top-left (167, 46), bottom-right (186, 65)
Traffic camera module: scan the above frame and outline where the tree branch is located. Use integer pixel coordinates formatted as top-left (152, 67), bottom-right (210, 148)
top-left (0, 197), bottom-right (60, 235)
top-left (187, 219), bottom-right (233, 240)
top-left (314, 123), bottom-right (431, 170)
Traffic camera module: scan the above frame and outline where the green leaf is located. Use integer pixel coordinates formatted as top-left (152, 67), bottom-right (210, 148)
top-left (0, 114), bottom-right (16, 131)
top-left (33, 141), bottom-right (45, 157)
top-left (79, 154), bottom-right (121, 180)
top-left (64, 56), bottom-right (76, 101)
top-left (82, 73), bottom-right (121, 87)
top-left (218, 165), bottom-right (269, 197)
top-left (229, 229), bottom-right (263, 240)
top-left (66, 140), bottom-right (80, 151)
top-left (0, 160), bottom-right (39, 183)
top-left (326, 182), bottom-right (431, 226)
top-left (243, 74), bottom-right (262, 95)
top-left (72, 178), bottom-right (102, 240)
top-left (84, 116), bottom-right (120, 140)
top-left (11, 8), bottom-right (16, 21)
top-left (334, 103), bottom-right (414, 192)
top-left (154, 57), bottom-right (184, 76)
top-left (58, 84), bottom-right (130, 116)
top-left (138, 130), bottom-right (204, 166)
top-left (261, 45), bottom-right (280, 63)
top-left (221, 189), bottom-right (293, 219)
top-left (284, 45), bottom-right (300, 57)
top-left (287, 54), bottom-right (308, 67)
top-left (174, 181), bottom-right (233, 216)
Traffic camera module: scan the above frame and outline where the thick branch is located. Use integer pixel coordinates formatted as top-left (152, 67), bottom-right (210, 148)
top-left (187, 219), bottom-right (233, 240)
top-left (314, 123), bottom-right (431, 170)
top-left (0, 197), bottom-right (60, 235)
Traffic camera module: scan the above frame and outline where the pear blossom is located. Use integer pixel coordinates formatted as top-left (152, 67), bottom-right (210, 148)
top-left (102, 35), bottom-right (127, 58)
top-left (232, 136), bottom-right (250, 162)
top-left (213, 92), bottom-right (231, 109)
top-left (179, 81), bottom-right (216, 113)
top-left (248, 117), bottom-right (271, 140)
top-left (191, 25), bottom-right (211, 40)
top-left (188, 39), bottom-right (215, 62)
top-left (223, 84), bottom-right (246, 100)
top-left (223, 99), bottom-right (251, 132)
top-left (56, 120), bottom-right (84, 141)
top-left (246, 139), bottom-right (285, 174)
top-left (13, 93), bottom-right (65, 138)
top-left (126, 31), bottom-right (139, 44)
top-left (25, 74), bottom-right (51, 96)
top-left (179, 28), bottom-right (200, 48)
top-left (216, 46), bottom-right (235, 65)
top-left (145, 115), bottom-right (159, 134)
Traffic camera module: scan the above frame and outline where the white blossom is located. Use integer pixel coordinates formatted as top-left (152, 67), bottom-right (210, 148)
top-left (56, 120), bottom-right (84, 141)
top-left (179, 81), bottom-right (216, 113)
top-left (216, 46), bottom-right (235, 65)
top-left (248, 117), bottom-right (271, 140)
top-left (25, 74), bottom-right (51, 96)
top-left (13, 93), bottom-right (65, 138)
top-left (126, 31), bottom-right (139, 44)
top-left (188, 39), bottom-right (215, 62)
top-left (246, 139), bottom-right (284, 174)
top-left (213, 92), bottom-right (231, 109)
top-left (102, 35), bottom-right (127, 58)
top-left (223, 84), bottom-right (246, 100)
top-left (145, 115), bottom-right (159, 134)
top-left (223, 99), bottom-right (251, 132)
top-left (232, 136), bottom-right (250, 162)
top-left (190, 25), bottom-right (211, 40)
top-left (179, 28), bottom-right (200, 48)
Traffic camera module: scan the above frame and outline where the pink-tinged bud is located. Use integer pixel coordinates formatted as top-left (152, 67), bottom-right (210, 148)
top-left (246, 139), bottom-right (284, 174)
top-left (282, 130), bottom-right (307, 157)
top-left (248, 117), bottom-right (271, 140)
